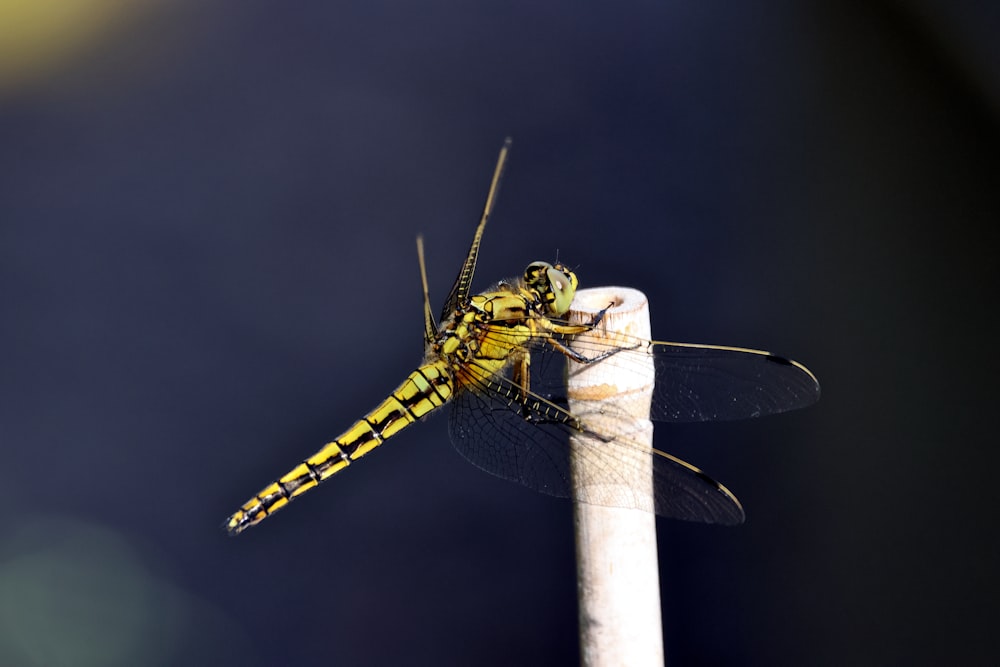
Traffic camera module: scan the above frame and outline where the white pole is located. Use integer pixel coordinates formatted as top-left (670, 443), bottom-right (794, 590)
top-left (568, 287), bottom-right (664, 667)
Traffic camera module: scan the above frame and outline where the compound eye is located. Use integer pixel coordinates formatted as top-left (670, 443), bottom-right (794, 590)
top-left (546, 266), bottom-right (577, 315)
top-left (524, 261), bottom-right (553, 287)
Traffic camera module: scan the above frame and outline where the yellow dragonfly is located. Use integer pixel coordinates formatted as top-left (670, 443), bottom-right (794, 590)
top-left (225, 139), bottom-right (820, 535)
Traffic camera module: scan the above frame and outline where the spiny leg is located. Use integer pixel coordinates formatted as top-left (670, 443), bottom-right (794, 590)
top-left (544, 311), bottom-right (641, 366)
top-left (512, 349), bottom-right (531, 396)
top-left (510, 349), bottom-right (541, 422)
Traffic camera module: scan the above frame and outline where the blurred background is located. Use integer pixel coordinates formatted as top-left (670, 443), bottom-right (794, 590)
top-left (1, 1), bottom-right (997, 665)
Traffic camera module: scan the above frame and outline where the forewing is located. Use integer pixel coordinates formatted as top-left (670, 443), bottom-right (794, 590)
top-left (644, 341), bottom-right (820, 421)
top-left (478, 315), bottom-right (820, 423)
top-left (540, 324), bottom-right (820, 423)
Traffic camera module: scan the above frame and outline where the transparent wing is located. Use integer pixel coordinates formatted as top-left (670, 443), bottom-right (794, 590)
top-left (448, 356), bottom-right (745, 524)
top-left (446, 319), bottom-right (818, 523)
top-left (526, 319), bottom-right (821, 423)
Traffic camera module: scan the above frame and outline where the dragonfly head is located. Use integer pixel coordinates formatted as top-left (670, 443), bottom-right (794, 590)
top-left (524, 261), bottom-right (579, 316)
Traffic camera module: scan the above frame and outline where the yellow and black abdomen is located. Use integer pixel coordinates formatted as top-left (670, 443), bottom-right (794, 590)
top-left (225, 360), bottom-right (454, 535)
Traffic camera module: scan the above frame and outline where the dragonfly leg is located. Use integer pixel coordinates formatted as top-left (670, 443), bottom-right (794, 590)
top-left (510, 350), bottom-right (543, 422)
top-left (544, 300), bottom-right (611, 339)
top-left (505, 349), bottom-right (583, 429)
top-left (511, 349), bottom-right (531, 396)
top-left (585, 302), bottom-right (613, 327)
top-left (545, 335), bottom-right (640, 365)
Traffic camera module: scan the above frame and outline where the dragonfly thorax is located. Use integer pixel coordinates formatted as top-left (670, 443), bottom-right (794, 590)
top-left (434, 262), bottom-right (576, 376)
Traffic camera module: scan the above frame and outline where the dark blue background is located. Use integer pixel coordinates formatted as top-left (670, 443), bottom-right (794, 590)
top-left (1, 1), bottom-right (997, 665)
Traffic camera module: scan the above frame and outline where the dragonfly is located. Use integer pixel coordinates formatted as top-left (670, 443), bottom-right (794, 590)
top-left (225, 139), bottom-right (820, 535)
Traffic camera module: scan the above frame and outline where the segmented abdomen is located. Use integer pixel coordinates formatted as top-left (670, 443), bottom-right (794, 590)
top-left (225, 361), bottom-right (454, 534)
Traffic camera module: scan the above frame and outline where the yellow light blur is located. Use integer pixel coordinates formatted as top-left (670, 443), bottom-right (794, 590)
top-left (0, 0), bottom-right (135, 92)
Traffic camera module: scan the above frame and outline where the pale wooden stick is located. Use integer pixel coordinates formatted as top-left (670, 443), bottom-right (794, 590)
top-left (568, 287), bottom-right (664, 667)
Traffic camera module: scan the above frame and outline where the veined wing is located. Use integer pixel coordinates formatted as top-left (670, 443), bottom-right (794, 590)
top-left (439, 139), bottom-right (511, 322)
top-left (448, 354), bottom-right (746, 524)
top-left (592, 338), bottom-right (818, 422)
top-left (511, 318), bottom-right (820, 423)
top-left (446, 318), bottom-right (818, 523)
